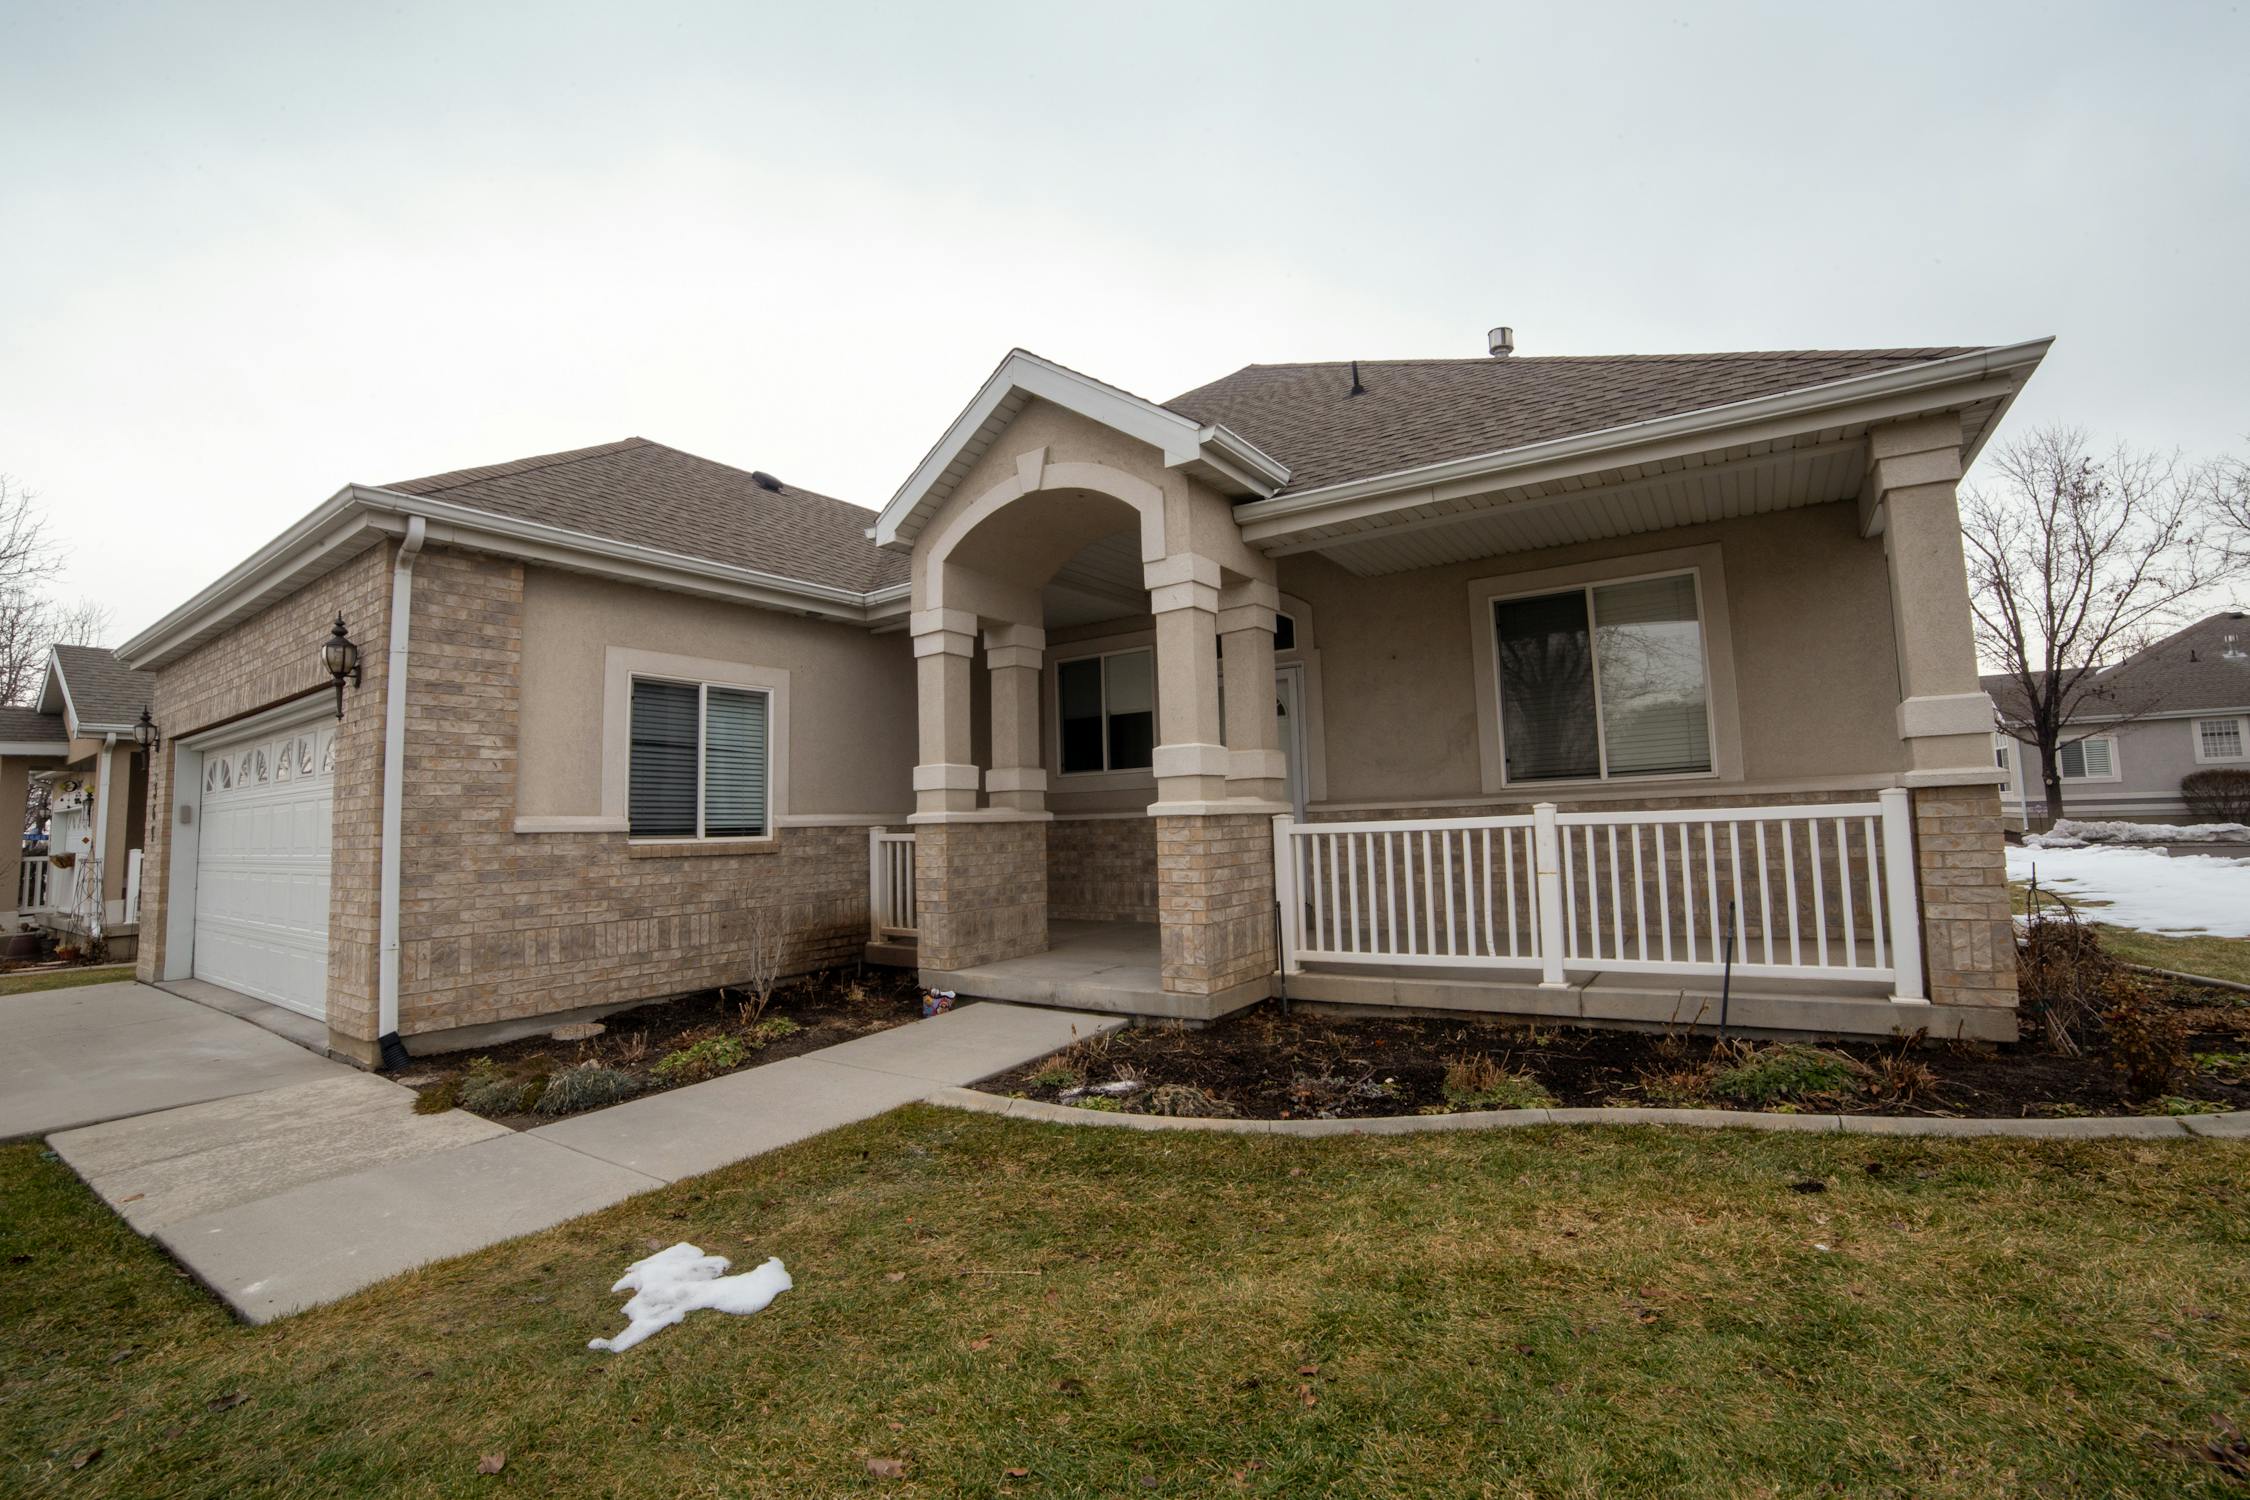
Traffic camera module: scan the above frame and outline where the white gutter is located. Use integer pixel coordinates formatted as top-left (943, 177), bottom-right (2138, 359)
top-left (374, 516), bottom-right (426, 1067)
top-left (1235, 338), bottom-right (2055, 539)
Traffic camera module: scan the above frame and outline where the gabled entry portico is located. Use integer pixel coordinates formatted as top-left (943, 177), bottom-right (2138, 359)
top-left (876, 351), bottom-right (1295, 1020)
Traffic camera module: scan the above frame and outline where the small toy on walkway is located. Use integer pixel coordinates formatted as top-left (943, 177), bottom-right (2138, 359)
top-left (921, 989), bottom-right (957, 1018)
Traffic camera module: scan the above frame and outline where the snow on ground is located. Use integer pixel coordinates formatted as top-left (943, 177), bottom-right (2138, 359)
top-left (2007, 843), bottom-right (2250, 938)
top-left (2025, 818), bottom-right (2250, 848)
top-left (588, 1242), bottom-right (792, 1353)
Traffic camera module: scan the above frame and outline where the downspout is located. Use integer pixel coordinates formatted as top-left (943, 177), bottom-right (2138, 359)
top-left (375, 516), bottom-right (426, 1070)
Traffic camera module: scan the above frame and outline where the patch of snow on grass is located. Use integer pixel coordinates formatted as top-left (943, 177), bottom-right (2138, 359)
top-left (588, 1242), bottom-right (792, 1353)
top-left (2027, 818), bottom-right (2250, 847)
top-left (2007, 843), bottom-right (2250, 938)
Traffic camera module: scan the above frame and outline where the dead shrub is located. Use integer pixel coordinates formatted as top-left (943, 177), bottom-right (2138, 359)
top-left (2103, 991), bottom-right (2189, 1099)
top-left (730, 906), bottom-right (789, 1024)
top-left (1864, 1050), bottom-right (1939, 1106)
top-left (1636, 1063), bottom-right (1714, 1107)
top-left (2017, 906), bottom-right (2131, 1056)
top-left (1142, 1083), bottom-right (1239, 1118)
top-left (1440, 1054), bottom-right (1552, 1111)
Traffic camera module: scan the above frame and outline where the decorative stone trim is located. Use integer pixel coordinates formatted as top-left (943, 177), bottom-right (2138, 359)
top-left (927, 1088), bottom-right (2249, 1141)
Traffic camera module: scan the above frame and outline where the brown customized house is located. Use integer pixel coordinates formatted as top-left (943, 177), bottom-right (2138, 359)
top-left (118, 335), bottom-right (2049, 1064)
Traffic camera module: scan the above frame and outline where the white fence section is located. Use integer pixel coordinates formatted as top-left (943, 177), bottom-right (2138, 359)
top-left (868, 829), bottom-right (917, 940)
top-left (17, 854), bottom-right (49, 913)
top-left (123, 847), bottom-right (144, 926)
top-left (1275, 789), bottom-right (1923, 1000)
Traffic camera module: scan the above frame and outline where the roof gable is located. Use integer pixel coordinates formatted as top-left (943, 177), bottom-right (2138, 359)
top-left (871, 349), bottom-right (1289, 551)
top-left (41, 644), bottom-right (155, 734)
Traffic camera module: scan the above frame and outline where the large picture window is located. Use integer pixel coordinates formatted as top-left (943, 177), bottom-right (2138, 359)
top-left (1493, 571), bottom-right (1713, 783)
top-left (1056, 648), bottom-right (1154, 775)
top-left (628, 677), bottom-right (770, 838)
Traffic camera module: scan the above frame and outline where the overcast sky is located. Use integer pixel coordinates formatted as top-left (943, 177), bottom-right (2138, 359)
top-left (4, 1), bottom-right (2246, 643)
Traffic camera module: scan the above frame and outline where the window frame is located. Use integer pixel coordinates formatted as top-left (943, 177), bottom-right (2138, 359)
top-left (627, 674), bottom-right (774, 842)
top-left (1469, 545), bottom-right (1742, 796)
top-left (2055, 734), bottom-right (2121, 783)
top-left (1052, 645), bottom-right (1156, 778)
top-left (1485, 565), bottom-right (1721, 788)
top-left (2192, 715), bottom-right (2248, 764)
top-left (591, 647), bottom-right (791, 847)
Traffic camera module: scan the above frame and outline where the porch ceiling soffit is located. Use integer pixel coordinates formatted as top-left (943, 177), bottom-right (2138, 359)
top-left (870, 349), bottom-right (1291, 553)
top-left (1238, 340), bottom-right (2050, 578)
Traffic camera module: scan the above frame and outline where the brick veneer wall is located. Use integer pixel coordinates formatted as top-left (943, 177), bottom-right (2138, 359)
top-left (1911, 786), bottom-right (2018, 1014)
top-left (915, 819), bottom-right (1047, 971)
top-left (391, 549), bottom-right (873, 1035)
top-left (1157, 812), bottom-right (1275, 997)
top-left (135, 540), bottom-right (395, 1047)
top-left (1048, 815), bottom-right (1157, 922)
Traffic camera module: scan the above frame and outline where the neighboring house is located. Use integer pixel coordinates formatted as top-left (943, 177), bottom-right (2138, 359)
top-left (120, 335), bottom-right (2047, 1065)
top-left (0, 645), bottom-right (155, 954)
top-left (1987, 610), bottom-right (2250, 826)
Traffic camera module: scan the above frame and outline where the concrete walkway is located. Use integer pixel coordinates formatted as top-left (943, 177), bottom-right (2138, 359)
top-left (49, 997), bottom-right (1117, 1323)
top-left (1, 981), bottom-right (344, 1139)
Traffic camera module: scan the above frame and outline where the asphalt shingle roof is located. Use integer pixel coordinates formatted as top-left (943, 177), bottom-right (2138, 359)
top-left (1983, 613), bottom-right (2250, 720)
top-left (51, 645), bottom-right (155, 731)
top-left (383, 438), bottom-right (905, 594)
top-left (0, 706), bottom-right (67, 745)
top-left (1167, 348), bottom-right (1982, 494)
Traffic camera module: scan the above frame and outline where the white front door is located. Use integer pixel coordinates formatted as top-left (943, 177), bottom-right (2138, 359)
top-left (192, 720), bottom-right (335, 1020)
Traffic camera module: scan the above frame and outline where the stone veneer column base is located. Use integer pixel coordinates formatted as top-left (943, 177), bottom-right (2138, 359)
top-left (1911, 786), bottom-right (2019, 1022)
top-left (916, 819), bottom-right (1048, 972)
top-left (1157, 813), bottom-right (1277, 998)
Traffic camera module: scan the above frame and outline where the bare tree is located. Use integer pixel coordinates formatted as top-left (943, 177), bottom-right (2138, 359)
top-left (0, 476), bottom-right (62, 597)
top-left (2206, 450), bottom-right (2250, 559)
top-left (1964, 426), bottom-right (2238, 820)
top-left (0, 593), bottom-right (112, 707)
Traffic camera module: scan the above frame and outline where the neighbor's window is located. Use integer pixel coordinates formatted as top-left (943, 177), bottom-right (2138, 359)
top-left (628, 677), bottom-right (770, 838)
top-left (2056, 736), bottom-right (2116, 780)
top-left (1493, 572), bottom-right (1712, 782)
top-left (2197, 717), bottom-right (2245, 761)
top-left (1057, 648), bottom-right (1154, 775)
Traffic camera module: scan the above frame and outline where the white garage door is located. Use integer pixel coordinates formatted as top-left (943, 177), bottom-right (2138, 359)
top-left (193, 720), bottom-right (335, 1020)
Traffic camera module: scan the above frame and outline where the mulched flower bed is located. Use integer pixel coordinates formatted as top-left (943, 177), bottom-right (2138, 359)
top-left (406, 966), bottom-right (929, 1126)
top-left (985, 981), bottom-right (2250, 1122)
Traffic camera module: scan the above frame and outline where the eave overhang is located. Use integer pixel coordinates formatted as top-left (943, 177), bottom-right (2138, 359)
top-left (871, 348), bottom-right (1290, 551)
top-left (1234, 339), bottom-right (2053, 557)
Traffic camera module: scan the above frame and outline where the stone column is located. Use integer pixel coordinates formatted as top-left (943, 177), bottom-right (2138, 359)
top-left (1147, 559), bottom-right (1275, 1013)
top-left (910, 608), bottom-right (1047, 973)
top-left (982, 623), bottom-right (1046, 815)
top-left (910, 608), bottom-right (980, 817)
top-left (1218, 580), bottom-right (1284, 806)
top-left (1911, 785), bottom-right (2018, 1026)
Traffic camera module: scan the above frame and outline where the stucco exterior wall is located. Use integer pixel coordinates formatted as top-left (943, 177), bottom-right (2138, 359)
top-left (135, 539), bottom-right (395, 1045)
top-left (516, 566), bottom-right (915, 822)
top-left (1280, 501), bottom-right (1904, 810)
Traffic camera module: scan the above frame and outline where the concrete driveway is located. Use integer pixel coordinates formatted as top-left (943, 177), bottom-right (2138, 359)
top-left (0, 980), bottom-right (343, 1139)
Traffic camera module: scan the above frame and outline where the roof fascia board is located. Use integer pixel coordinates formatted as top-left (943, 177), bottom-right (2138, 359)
top-left (1236, 340), bottom-right (2053, 546)
top-left (872, 350), bottom-right (1288, 549)
top-left (0, 741), bottom-right (68, 757)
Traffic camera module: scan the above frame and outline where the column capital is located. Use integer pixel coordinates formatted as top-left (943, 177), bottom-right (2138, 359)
top-left (1150, 579), bottom-right (1220, 616)
top-left (912, 630), bottom-right (977, 659)
top-left (910, 606), bottom-right (979, 638)
top-left (1217, 602), bottom-right (1277, 637)
top-left (981, 622), bottom-right (1047, 652)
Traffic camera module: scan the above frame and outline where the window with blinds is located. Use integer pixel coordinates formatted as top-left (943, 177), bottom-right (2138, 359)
top-left (2057, 737), bottom-right (2115, 779)
top-left (628, 677), bottom-right (771, 838)
top-left (1493, 571), bottom-right (1713, 783)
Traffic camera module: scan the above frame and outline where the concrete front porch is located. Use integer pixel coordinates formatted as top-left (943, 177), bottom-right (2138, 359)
top-left (922, 918), bottom-right (1270, 1024)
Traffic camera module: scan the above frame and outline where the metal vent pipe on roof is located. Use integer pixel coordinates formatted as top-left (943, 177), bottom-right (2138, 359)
top-left (1488, 326), bottom-right (1515, 357)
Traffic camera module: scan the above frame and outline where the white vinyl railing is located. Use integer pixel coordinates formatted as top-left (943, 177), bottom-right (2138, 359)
top-left (123, 848), bottom-right (144, 926)
top-left (868, 829), bottom-right (917, 939)
top-left (1275, 789), bottom-right (1923, 1001)
top-left (16, 854), bottom-right (49, 913)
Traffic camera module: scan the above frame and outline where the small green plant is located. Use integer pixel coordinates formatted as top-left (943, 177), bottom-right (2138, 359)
top-left (1440, 1054), bottom-right (1554, 1111)
top-left (2148, 1094), bottom-right (2224, 1116)
top-left (2192, 1050), bottom-right (2250, 1081)
top-left (652, 1034), bottom-right (748, 1085)
top-left (1710, 1043), bottom-right (1861, 1106)
top-left (746, 1015), bottom-right (800, 1046)
top-left (1026, 1057), bottom-right (1084, 1092)
top-left (1069, 1094), bottom-right (1123, 1112)
top-left (412, 1080), bottom-right (459, 1115)
top-left (455, 1057), bottom-right (533, 1115)
top-left (534, 1065), bottom-right (640, 1116)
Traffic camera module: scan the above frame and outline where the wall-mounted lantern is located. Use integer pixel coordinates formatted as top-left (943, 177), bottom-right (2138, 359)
top-left (132, 706), bottom-right (160, 753)
top-left (322, 614), bottom-right (363, 719)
